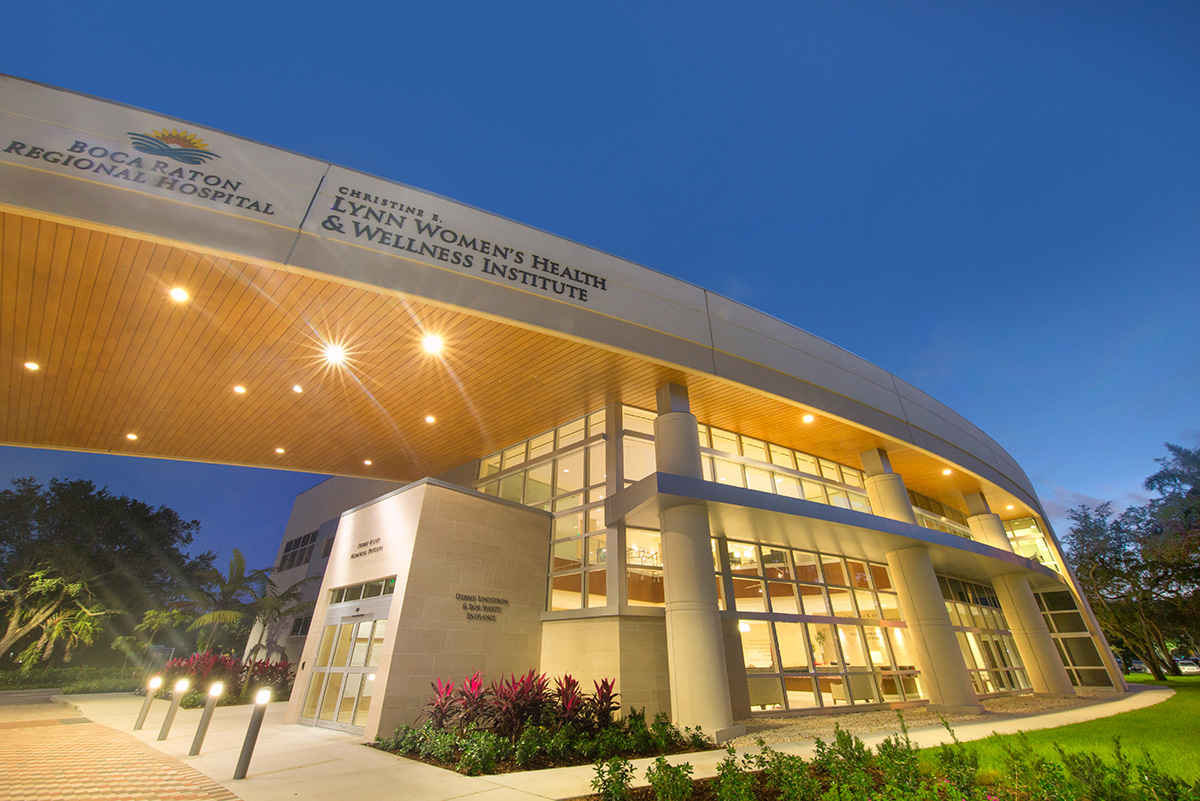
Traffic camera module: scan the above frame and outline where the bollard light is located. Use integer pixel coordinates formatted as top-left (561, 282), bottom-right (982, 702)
top-left (233, 688), bottom-right (271, 780)
top-left (133, 676), bottom-right (163, 731)
top-left (188, 681), bottom-right (225, 756)
top-left (157, 678), bottom-right (189, 741)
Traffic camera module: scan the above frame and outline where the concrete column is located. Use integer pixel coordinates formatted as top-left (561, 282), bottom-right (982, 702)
top-left (963, 493), bottom-right (1075, 696)
top-left (886, 546), bottom-right (984, 713)
top-left (861, 448), bottom-right (980, 713)
top-left (654, 384), bottom-right (742, 741)
top-left (860, 448), bottom-right (918, 524)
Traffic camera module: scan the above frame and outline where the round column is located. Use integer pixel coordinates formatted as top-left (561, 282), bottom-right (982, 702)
top-left (653, 389), bottom-right (739, 740)
top-left (966, 503), bottom-right (1074, 696)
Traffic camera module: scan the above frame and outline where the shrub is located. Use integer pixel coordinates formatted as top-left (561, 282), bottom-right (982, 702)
top-left (651, 711), bottom-right (686, 751)
top-left (415, 721), bottom-right (459, 763)
top-left (162, 652), bottom-right (242, 697)
top-left (933, 717), bottom-right (981, 800)
top-left (646, 756), bottom-right (694, 801)
top-left (713, 746), bottom-right (755, 801)
top-left (751, 740), bottom-right (817, 801)
top-left (243, 659), bottom-right (294, 701)
top-left (514, 724), bottom-right (551, 769)
top-left (456, 728), bottom-right (510, 776)
top-left (591, 756), bottom-right (635, 801)
top-left (812, 727), bottom-right (874, 801)
top-left (875, 712), bottom-right (921, 793)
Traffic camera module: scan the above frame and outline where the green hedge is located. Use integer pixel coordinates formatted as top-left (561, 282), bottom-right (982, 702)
top-left (0, 665), bottom-right (142, 694)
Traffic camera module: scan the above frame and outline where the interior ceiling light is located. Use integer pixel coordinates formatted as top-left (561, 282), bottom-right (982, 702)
top-left (234, 385), bottom-right (246, 394)
top-left (292, 385), bottom-right (303, 393)
top-left (425, 415), bottom-right (435, 423)
top-left (24, 362), bottom-right (39, 371)
top-left (169, 287), bottom-right (188, 302)
top-left (422, 335), bottom-right (443, 354)
top-left (126, 433), bottom-right (138, 440)
top-left (801, 413), bottom-right (815, 423)
top-left (942, 468), bottom-right (952, 475)
top-left (275, 448), bottom-right (285, 454)
top-left (322, 343), bottom-right (347, 365)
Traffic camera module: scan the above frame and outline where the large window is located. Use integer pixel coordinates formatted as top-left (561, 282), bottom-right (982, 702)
top-left (1004, 518), bottom-right (1060, 573)
top-left (938, 576), bottom-right (1030, 695)
top-left (909, 491), bottom-right (972, 539)
top-left (617, 405), bottom-right (874, 515)
top-left (1036, 590), bottom-right (1112, 687)
top-left (722, 540), bottom-right (921, 711)
top-left (475, 410), bottom-right (608, 612)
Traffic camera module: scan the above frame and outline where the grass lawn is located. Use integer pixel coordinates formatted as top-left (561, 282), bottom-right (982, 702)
top-left (926, 675), bottom-right (1200, 782)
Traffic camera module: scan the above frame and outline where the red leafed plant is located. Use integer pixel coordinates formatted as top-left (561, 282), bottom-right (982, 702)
top-left (423, 677), bottom-right (457, 729)
top-left (244, 659), bottom-right (295, 698)
top-left (455, 670), bottom-right (492, 730)
top-left (586, 677), bottom-right (620, 731)
top-left (554, 673), bottom-right (585, 728)
top-left (489, 670), bottom-right (550, 740)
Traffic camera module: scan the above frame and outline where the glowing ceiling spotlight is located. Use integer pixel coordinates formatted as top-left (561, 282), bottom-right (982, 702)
top-left (322, 343), bottom-right (347, 365)
top-left (801, 413), bottom-right (815, 423)
top-left (422, 334), bottom-right (443, 354)
top-left (169, 287), bottom-right (188, 302)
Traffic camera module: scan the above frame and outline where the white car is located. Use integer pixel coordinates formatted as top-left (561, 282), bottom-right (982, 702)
top-left (1176, 659), bottom-right (1200, 675)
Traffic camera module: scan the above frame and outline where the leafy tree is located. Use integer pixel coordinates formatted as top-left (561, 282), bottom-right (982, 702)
top-left (0, 570), bottom-right (106, 667)
top-left (0, 477), bottom-right (212, 665)
top-left (1063, 442), bottom-right (1200, 678)
top-left (243, 573), bottom-right (318, 662)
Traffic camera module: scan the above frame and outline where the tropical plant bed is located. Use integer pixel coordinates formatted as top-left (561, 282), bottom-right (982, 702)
top-left (374, 670), bottom-right (714, 775)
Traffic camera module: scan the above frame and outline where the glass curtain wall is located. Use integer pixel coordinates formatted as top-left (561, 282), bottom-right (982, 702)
top-left (937, 576), bottom-right (1031, 695)
top-left (1035, 590), bottom-right (1113, 687)
top-left (1003, 518), bottom-right (1060, 573)
top-left (475, 409), bottom-right (609, 612)
top-left (722, 541), bottom-right (921, 711)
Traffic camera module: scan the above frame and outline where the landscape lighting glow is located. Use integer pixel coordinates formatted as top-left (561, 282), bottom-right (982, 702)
top-left (210, 682), bottom-right (224, 697)
top-left (255, 689), bottom-right (272, 705)
top-left (174, 679), bottom-right (190, 692)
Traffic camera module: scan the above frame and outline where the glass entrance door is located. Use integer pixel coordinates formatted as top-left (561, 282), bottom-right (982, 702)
top-left (299, 614), bottom-right (387, 733)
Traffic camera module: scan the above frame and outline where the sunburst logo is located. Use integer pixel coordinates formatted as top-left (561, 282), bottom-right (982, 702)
top-left (127, 128), bottom-right (220, 165)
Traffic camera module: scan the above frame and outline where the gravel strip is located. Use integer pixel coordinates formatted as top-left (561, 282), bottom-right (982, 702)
top-left (728, 689), bottom-right (1114, 747)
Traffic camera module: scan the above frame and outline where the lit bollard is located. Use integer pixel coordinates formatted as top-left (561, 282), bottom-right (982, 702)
top-left (134, 676), bottom-right (163, 730)
top-left (157, 678), bottom-right (190, 741)
top-left (188, 681), bottom-right (224, 756)
top-left (232, 689), bottom-right (271, 780)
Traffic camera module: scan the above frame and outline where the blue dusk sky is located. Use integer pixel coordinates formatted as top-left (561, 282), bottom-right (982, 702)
top-left (2, 2), bottom-right (1198, 571)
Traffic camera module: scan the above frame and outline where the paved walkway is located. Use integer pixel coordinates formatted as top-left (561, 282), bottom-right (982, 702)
top-left (0, 685), bottom-right (1174, 801)
top-left (0, 700), bottom-right (239, 801)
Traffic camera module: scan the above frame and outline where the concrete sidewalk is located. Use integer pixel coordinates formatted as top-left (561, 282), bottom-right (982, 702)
top-left (54, 686), bottom-right (1172, 801)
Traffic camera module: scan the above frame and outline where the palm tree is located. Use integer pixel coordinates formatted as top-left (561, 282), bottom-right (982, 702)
top-left (243, 573), bottom-right (318, 662)
top-left (187, 549), bottom-right (267, 654)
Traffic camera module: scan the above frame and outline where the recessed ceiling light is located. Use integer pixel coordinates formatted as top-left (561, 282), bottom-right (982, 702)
top-left (1006, 504), bottom-right (1015, 510)
top-left (322, 343), bottom-right (346, 365)
top-left (234, 385), bottom-right (246, 394)
top-left (126, 433), bottom-right (138, 440)
top-left (292, 385), bottom-right (303, 393)
top-left (802, 413), bottom-right (815, 423)
top-left (425, 415), bottom-right (435, 423)
top-left (363, 460), bottom-right (372, 466)
top-left (24, 362), bottom-right (39, 371)
top-left (942, 468), bottom-right (952, 475)
top-left (422, 335), bottom-right (443, 354)
top-left (275, 448), bottom-right (285, 454)
top-left (169, 288), bottom-right (188, 302)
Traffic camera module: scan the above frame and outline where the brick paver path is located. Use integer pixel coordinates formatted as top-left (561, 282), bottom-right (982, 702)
top-left (0, 702), bottom-right (242, 801)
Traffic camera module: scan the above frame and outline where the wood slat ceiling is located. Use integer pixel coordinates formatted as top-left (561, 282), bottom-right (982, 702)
top-left (0, 209), bottom-right (1036, 521)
